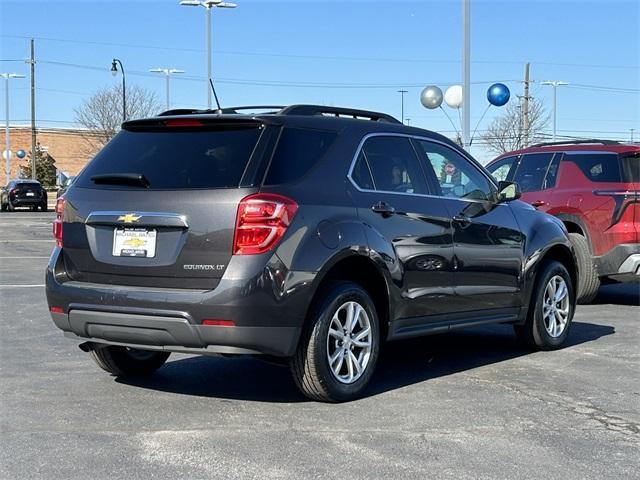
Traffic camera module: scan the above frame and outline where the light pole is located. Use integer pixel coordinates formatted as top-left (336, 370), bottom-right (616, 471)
top-left (541, 80), bottom-right (569, 142)
top-left (150, 68), bottom-right (185, 109)
top-left (111, 58), bottom-right (126, 122)
top-left (461, 0), bottom-right (471, 149)
top-left (397, 89), bottom-right (408, 124)
top-left (2, 73), bottom-right (25, 184)
top-left (180, 0), bottom-right (238, 110)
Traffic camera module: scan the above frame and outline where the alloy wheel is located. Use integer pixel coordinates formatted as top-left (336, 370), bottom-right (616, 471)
top-left (542, 275), bottom-right (570, 338)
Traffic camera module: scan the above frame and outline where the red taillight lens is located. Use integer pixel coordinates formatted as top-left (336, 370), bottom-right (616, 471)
top-left (202, 319), bottom-right (235, 327)
top-left (233, 193), bottom-right (298, 255)
top-left (50, 306), bottom-right (64, 314)
top-left (53, 198), bottom-right (65, 248)
top-left (163, 119), bottom-right (203, 127)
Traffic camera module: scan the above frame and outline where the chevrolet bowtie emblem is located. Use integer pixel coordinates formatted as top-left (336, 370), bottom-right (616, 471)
top-left (117, 213), bottom-right (141, 224)
top-left (123, 237), bottom-right (146, 248)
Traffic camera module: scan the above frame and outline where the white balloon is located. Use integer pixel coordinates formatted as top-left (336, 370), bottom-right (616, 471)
top-left (444, 85), bottom-right (463, 109)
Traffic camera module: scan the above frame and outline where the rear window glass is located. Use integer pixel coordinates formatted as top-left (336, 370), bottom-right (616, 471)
top-left (264, 127), bottom-right (337, 185)
top-left (565, 153), bottom-right (621, 183)
top-left (76, 126), bottom-right (262, 189)
top-left (15, 183), bottom-right (41, 189)
top-left (620, 152), bottom-right (639, 182)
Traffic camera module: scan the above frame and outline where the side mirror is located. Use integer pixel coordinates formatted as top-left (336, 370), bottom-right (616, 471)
top-left (496, 181), bottom-right (521, 203)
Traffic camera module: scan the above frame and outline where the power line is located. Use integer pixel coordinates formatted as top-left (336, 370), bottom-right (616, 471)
top-left (2, 34), bottom-right (638, 70)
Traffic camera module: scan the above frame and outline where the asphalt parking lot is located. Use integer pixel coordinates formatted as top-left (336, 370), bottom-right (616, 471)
top-left (0, 211), bottom-right (638, 480)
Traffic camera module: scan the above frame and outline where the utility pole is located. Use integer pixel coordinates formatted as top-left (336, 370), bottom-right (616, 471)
top-left (28, 38), bottom-right (37, 180)
top-left (2, 73), bottom-right (25, 184)
top-left (461, 0), bottom-right (471, 149)
top-left (522, 62), bottom-right (530, 147)
top-left (541, 81), bottom-right (569, 142)
top-left (397, 90), bottom-right (408, 124)
top-left (631, 128), bottom-right (635, 143)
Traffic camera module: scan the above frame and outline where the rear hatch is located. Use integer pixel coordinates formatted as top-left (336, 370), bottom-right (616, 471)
top-left (12, 182), bottom-right (43, 201)
top-left (61, 117), bottom-right (277, 289)
top-left (620, 151), bottom-right (640, 241)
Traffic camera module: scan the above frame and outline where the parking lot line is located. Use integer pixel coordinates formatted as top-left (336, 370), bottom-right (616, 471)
top-left (0, 256), bottom-right (50, 259)
top-left (0, 240), bottom-right (55, 242)
top-left (0, 284), bottom-right (45, 288)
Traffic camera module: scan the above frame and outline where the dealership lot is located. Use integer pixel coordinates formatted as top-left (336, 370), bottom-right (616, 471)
top-left (1, 212), bottom-right (638, 480)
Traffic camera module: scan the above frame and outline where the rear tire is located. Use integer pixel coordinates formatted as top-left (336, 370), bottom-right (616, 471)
top-left (568, 232), bottom-right (600, 304)
top-left (290, 281), bottom-right (379, 402)
top-left (514, 260), bottom-right (575, 350)
top-left (90, 346), bottom-right (170, 376)
top-left (0, 202), bottom-right (6, 212)
top-left (40, 203), bottom-right (48, 212)
top-left (7, 200), bottom-right (14, 212)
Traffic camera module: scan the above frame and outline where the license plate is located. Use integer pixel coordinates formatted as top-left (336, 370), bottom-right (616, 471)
top-left (26, 192), bottom-right (35, 197)
top-left (112, 228), bottom-right (157, 258)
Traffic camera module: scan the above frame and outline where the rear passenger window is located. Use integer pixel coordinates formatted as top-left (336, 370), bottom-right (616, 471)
top-left (264, 127), bottom-right (337, 185)
top-left (565, 153), bottom-right (621, 182)
top-left (544, 153), bottom-right (561, 189)
top-left (487, 156), bottom-right (517, 182)
top-left (513, 153), bottom-right (554, 192)
top-left (351, 151), bottom-right (375, 190)
top-left (360, 136), bottom-right (428, 194)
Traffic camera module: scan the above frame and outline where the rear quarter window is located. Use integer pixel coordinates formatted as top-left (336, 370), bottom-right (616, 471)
top-left (263, 127), bottom-right (337, 185)
top-left (620, 152), bottom-right (639, 182)
top-left (76, 125), bottom-right (263, 190)
top-left (565, 152), bottom-right (621, 183)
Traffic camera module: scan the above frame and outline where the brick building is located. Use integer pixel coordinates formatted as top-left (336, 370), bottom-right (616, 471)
top-left (1, 126), bottom-right (101, 183)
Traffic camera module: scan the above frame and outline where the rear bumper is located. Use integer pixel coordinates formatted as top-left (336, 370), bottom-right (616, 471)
top-left (10, 197), bottom-right (44, 206)
top-left (46, 247), bottom-right (315, 356)
top-left (596, 243), bottom-right (640, 282)
top-left (52, 310), bottom-right (300, 356)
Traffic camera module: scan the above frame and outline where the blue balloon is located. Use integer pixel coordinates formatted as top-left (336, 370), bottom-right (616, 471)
top-left (16, 149), bottom-right (26, 159)
top-left (487, 83), bottom-right (510, 107)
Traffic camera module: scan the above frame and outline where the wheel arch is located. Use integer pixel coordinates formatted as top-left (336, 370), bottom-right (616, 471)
top-left (306, 252), bottom-right (392, 342)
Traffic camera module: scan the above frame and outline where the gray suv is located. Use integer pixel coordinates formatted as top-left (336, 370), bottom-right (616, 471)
top-left (46, 105), bottom-right (577, 402)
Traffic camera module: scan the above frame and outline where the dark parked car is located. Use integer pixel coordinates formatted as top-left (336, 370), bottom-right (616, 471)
top-left (57, 176), bottom-right (76, 199)
top-left (1, 179), bottom-right (48, 212)
top-left (46, 105), bottom-right (577, 402)
top-left (486, 140), bottom-right (639, 303)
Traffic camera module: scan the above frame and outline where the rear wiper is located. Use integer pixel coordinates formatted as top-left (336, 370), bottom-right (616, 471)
top-left (90, 173), bottom-right (150, 188)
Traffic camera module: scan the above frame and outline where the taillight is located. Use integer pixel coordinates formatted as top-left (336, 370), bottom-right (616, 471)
top-left (53, 197), bottom-right (65, 247)
top-left (233, 193), bottom-right (298, 255)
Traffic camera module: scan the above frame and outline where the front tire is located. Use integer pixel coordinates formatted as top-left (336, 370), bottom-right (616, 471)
top-left (90, 346), bottom-right (170, 376)
top-left (290, 282), bottom-right (380, 402)
top-left (515, 260), bottom-right (575, 350)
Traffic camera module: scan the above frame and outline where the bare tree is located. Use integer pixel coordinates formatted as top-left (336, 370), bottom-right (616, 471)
top-left (74, 84), bottom-right (163, 150)
top-left (480, 98), bottom-right (549, 156)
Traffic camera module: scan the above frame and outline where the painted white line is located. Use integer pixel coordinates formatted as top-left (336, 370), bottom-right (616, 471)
top-left (0, 256), bottom-right (49, 259)
top-left (0, 284), bottom-right (45, 288)
top-left (0, 240), bottom-right (54, 242)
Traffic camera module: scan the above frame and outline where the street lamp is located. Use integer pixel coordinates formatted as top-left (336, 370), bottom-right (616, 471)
top-left (2, 73), bottom-right (25, 184)
top-left (150, 68), bottom-right (185, 110)
top-left (111, 58), bottom-right (127, 122)
top-left (397, 90), bottom-right (408, 125)
top-left (540, 80), bottom-right (569, 142)
top-left (179, 0), bottom-right (237, 109)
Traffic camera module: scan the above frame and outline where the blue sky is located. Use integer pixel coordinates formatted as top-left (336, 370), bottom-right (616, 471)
top-left (1, 0), bottom-right (638, 162)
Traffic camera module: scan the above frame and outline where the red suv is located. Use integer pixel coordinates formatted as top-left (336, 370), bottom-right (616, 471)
top-left (486, 140), bottom-right (639, 303)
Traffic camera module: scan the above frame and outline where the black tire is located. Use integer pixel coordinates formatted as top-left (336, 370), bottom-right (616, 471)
top-left (7, 200), bottom-right (14, 212)
top-left (29, 205), bottom-right (37, 212)
top-left (290, 281), bottom-right (380, 402)
top-left (0, 202), bottom-right (6, 212)
top-left (40, 203), bottom-right (48, 212)
top-left (514, 260), bottom-right (575, 350)
top-left (90, 346), bottom-right (170, 376)
top-left (568, 232), bottom-right (600, 304)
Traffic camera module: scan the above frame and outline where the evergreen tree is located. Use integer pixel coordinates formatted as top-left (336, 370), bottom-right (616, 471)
top-left (21, 144), bottom-right (57, 187)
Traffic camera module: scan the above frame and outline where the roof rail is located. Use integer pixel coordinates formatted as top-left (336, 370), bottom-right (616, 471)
top-left (530, 139), bottom-right (623, 148)
top-left (158, 104), bottom-right (401, 124)
top-left (279, 105), bottom-right (401, 124)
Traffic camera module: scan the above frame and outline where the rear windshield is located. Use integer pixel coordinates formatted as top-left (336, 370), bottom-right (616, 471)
top-left (76, 125), bottom-right (262, 190)
top-left (15, 183), bottom-right (41, 189)
top-left (620, 152), bottom-right (639, 182)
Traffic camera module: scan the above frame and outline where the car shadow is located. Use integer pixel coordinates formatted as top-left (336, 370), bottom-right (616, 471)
top-left (115, 321), bottom-right (614, 403)
top-left (591, 283), bottom-right (639, 306)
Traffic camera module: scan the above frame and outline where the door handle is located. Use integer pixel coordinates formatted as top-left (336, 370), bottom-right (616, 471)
top-left (531, 200), bottom-right (546, 208)
top-left (371, 201), bottom-right (396, 217)
top-left (452, 214), bottom-right (471, 226)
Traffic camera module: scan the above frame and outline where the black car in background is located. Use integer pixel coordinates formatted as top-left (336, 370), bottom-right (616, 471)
top-left (1, 179), bottom-right (48, 212)
top-left (46, 104), bottom-right (577, 402)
